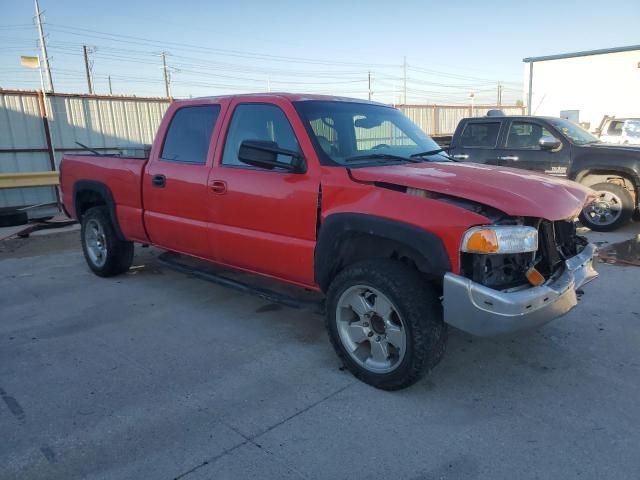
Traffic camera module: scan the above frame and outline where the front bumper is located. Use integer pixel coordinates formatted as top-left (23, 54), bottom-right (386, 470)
top-left (443, 243), bottom-right (598, 336)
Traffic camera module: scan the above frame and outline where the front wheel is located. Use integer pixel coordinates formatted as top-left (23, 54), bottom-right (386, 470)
top-left (326, 260), bottom-right (447, 390)
top-left (579, 182), bottom-right (634, 232)
top-left (81, 206), bottom-right (134, 277)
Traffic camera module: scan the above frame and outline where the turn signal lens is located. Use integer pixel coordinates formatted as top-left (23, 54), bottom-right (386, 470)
top-left (525, 266), bottom-right (545, 286)
top-left (464, 229), bottom-right (499, 254)
top-left (461, 226), bottom-right (538, 254)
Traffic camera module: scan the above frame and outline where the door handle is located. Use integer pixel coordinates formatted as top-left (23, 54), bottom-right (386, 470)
top-left (151, 174), bottom-right (166, 188)
top-left (451, 154), bottom-right (469, 160)
top-left (209, 180), bottom-right (227, 194)
top-left (498, 156), bottom-right (519, 161)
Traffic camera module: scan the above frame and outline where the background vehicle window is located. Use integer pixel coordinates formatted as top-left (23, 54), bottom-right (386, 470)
top-left (161, 105), bottom-right (220, 164)
top-left (607, 121), bottom-right (623, 136)
top-left (459, 122), bottom-right (500, 147)
top-left (222, 104), bottom-right (300, 167)
top-left (506, 121), bottom-right (554, 149)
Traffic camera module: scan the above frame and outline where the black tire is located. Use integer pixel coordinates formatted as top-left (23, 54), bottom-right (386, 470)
top-left (0, 209), bottom-right (28, 227)
top-left (81, 206), bottom-right (134, 277)
top-left (326, 259), bottom-right (447, 390)
top-left (579, 182), bottom-right (634, 232)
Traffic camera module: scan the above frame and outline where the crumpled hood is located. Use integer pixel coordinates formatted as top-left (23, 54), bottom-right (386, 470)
top-left (350, 162), bottom-right (594, 221)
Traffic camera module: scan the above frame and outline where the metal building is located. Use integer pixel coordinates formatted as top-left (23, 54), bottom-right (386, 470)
top-left (523, 44), bottom-right (640, 131)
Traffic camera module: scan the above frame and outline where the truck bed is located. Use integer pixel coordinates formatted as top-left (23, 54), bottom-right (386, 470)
top-left (60, 154), bottom-right (149, 242)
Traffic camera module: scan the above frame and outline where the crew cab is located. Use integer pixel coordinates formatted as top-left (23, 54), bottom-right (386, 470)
top-left (60, 94), bottom-right (598, 390)
top-left (451, 115), bottom-right (640, 231)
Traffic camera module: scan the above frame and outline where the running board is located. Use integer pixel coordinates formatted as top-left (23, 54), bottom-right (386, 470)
top-left (157, 252), bottom-right (325, 314)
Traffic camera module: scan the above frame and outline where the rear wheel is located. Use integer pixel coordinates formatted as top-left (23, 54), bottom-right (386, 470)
top-left (81, 206), bottom-right (133, 277)
top-left (326, 259), bottom-right (447, 390)
top-left (579, 183), bottom-right (634, 232)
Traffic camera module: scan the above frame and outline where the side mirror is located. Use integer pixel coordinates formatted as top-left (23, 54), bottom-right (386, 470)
top-left (539, 135), bottom-right (561, 151)
top-left (238, 140), bottom-right (305, 173)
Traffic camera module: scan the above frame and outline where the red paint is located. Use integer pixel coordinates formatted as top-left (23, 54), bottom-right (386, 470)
top-left (349, 162), bottom-right (595, 221)
top-left (60, 93), bottom-right (592, 290)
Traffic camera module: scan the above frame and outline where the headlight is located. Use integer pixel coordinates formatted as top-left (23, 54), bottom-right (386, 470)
top-left (461, 225), bottom-right (538, 254)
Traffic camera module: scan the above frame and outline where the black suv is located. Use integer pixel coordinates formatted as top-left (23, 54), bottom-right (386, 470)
top-left (450, 115), bottom-right (640, 231)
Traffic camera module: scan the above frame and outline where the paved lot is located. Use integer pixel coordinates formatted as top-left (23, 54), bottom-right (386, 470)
top-left (1, 224), bottom-right (639, 480)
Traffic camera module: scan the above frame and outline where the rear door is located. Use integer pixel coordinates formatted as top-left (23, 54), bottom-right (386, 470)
top-left (143, 101), bottom-right (225, 259)
top-left (450, 119), bottom-right (504, 165)
top-left (500, 119), bottom-right (571, 176)
top-left (208, 98), bottom-right (320, 286)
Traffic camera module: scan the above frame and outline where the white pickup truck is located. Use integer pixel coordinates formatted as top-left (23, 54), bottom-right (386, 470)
top-left (596, 116), bottom-right (640, 145)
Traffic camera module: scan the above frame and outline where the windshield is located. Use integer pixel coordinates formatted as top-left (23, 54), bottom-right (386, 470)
top-left (294, 101), bottom-right (446, 166)
top-left (548, 118), bottom-right (600, 145)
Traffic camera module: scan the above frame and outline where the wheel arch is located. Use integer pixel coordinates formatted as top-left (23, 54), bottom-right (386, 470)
top-left (314, 213), bottom-right (451, 292)
top-left (574, 168), bottom-right (639, 200)
top-left (73, 180), bottom-right (125, 240)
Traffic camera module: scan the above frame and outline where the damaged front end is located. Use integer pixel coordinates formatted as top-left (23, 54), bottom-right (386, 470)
top-left (443, 216), bottom-right (598, 336)
top-left (459, 218), bottom-right (589, 291)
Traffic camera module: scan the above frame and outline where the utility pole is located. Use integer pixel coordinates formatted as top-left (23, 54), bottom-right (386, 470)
top-left (497, 83), bottom-right (502, 106)
top-left (267, 76), bottom-right (271, 92)
top-left (83, 45), bottom-right (93, 94)
top-left (108, 75), bottom-right (113, 95)
top-left (34, 0), bottom-right (53, 92)
top-left (368, 71), bottom-right (371, 100)
top-left (403, 56), bottom-right (407, 105)
top-left (161, 52), bottom-right (171, 98)
top-left (527, 62), bottom-right (534, 115)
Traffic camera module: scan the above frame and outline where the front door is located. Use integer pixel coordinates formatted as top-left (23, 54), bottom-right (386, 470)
top-left (208, 99), bottom-right (319, 286)
top-left (143, 103), bottom-right (222, 259)
top-left (499, 119), bottom-right (571, 176)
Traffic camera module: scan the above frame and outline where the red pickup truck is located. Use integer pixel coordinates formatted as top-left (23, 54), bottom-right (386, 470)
top-left (60, 94), bottom-right (598, 390)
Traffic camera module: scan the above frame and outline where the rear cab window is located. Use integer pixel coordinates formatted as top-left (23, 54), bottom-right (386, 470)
top-left (459, 121), bottom-right (501, 148)
top-left (161, 105), bottom-right (221, 164)
top-left (607, 121), bottom-right (624, 136)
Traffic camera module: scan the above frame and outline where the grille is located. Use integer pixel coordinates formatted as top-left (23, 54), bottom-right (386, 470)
top-left (535, 220), bottom-right (581, 276)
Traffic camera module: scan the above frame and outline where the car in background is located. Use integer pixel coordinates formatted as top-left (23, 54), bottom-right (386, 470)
top-left (595, 116), bottom-right (640, 145)
top-left (449, 115), bottom-right (640, 231)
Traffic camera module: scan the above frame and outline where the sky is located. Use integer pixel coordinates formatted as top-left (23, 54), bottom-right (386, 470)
top-left (1, 0), bottom-right (639, 105)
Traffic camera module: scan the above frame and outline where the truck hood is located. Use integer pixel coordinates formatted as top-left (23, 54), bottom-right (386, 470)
top-left (349, 162), bottom-right (594, 221)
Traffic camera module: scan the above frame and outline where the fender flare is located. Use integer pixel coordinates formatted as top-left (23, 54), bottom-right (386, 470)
top-left (572, 166), bottom-right (640, 190)
top-left (314, 213), bottom-right (451, 291)
top-left (73, 180), bottom-right (125, 240)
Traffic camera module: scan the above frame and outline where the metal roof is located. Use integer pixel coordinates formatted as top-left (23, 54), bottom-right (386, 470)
top-left (523, 44), bottom-right (640, 63)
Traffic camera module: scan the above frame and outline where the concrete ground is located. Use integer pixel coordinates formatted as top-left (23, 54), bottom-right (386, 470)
top-left (1, 223), bottom-right (639, 480)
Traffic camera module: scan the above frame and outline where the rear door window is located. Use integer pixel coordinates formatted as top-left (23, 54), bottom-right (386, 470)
top-left (459, 122), bottom-right (501, 148)
top-left (161, 105), bottom-right (220, 164)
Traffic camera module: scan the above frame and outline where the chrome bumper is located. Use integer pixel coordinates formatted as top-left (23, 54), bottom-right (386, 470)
top-left (443, 243), bottom-right (598, 336)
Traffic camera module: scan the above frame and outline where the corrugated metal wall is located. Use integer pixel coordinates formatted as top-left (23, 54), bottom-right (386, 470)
top-left (0, 90), bottom-right (525, 209)
top-left (0, 90), bottom-right (169, 209)
top-left (397, 105), bottom-right (526, 135)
